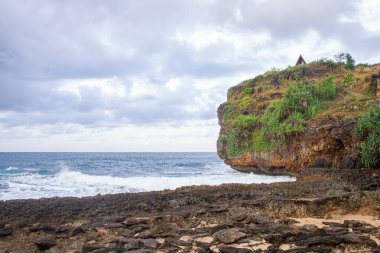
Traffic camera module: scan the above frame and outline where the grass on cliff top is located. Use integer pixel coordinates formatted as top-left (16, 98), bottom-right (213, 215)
top-left (220, 61), bottom-right (380, 158)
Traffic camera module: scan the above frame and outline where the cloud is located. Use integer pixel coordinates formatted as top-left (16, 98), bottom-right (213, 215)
top-left (0, 0), bottom-right (379, 150)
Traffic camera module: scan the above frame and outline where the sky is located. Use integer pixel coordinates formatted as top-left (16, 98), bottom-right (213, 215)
top-left (0, 0), bottom-right (379, 152)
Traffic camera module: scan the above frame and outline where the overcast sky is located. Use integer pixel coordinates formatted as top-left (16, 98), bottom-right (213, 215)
top-left (0, 0), bottom-right (379, 152)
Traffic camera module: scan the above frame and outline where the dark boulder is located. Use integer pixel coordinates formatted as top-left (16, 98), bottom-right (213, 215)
top-left (0, 228), bottom-right (12, 237)
top-left (33, 237), bottom-right (57, 251)
top-left (70, 226), bottom-right (86, 237)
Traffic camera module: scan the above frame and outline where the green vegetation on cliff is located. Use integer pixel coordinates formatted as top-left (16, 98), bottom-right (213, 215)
top-left (356, 105), bottom-right (380, 168)
top-left (253, 77), bottom-right (337, 152)
top-left (218, 55), bottom-right (380, 164)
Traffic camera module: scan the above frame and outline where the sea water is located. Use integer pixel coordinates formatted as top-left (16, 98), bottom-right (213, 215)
top-left (0, 152), bottom-right (295, 200)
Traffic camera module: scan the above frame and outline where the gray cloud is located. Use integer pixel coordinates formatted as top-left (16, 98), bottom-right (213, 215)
top-left (0, 0), bottom-right (379, 132)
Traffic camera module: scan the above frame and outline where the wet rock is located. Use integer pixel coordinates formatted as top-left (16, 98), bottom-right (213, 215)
top-left (122, 250), bottom-right (152, 253)
top-left (364, 238), bottom-right (378, 247)
top-left (322, 226), bottom-right (348, 235)
top-left (264, 234), bottom-right (285, 244)
top-left (82, 243), bottom-right (107, 253)
top-left (211, 206), bottom-right (228, 213)
top-left (34, 237), bottom-right (57, 251)
top-left (297, 235), bottom-right (342, 247)
top-left (70, 226), bottom-right (86, 237)
top-left (230, 213), bottom-right (248, 222)
top-left (28, 224), bottom-right (62, 233)
top-left (250, 215), bottom-right (274, 224)
top-left (134, 231), bottom-right (157, 239)
top-left (213, 228), bottom-right (247, 244)
top-left (339, 233), bottom-right (363, 244)
top-left (123, 218), bottom-right (150, 228)
top-left (353, 226), bottom-right (377, 233)
top-left (284, 247), bottom-right (308, 253)
top-left (219, 246), bottom-right (253, 253)
top-left (0, 228), bottom-right (12, 237)
top-left (308, 245), bottom-right (333, 253)
top-left (140, 239), bottom-right (157, 249)
top-left (211, 223), bottom-right (232, 234)
top-left (103, 222), bottom-right (124, 229)
top-left (343, 220), bottom-right (372, 228)
top-left (124, 240), bottom-right (141, 251)
top-left (90, 249), bottom-right (109, 253)
top-left (301, 224), bottom-right (319, 232)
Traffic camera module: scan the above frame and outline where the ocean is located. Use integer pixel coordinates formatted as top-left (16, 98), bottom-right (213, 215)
top-left (0, 152), bottom-right (295, 200)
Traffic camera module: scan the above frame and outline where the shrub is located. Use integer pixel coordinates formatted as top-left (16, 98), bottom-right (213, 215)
top-left (242, 87), bottom-right (253, 95)
top-left (223, 114), bottom-right (257, 157)
top-left (222, 102), bottom-right (235, 124)
top-left (356, 105), bottom-right (380, 168)
top-left (282, 82), bottom-right (321, 118)
top-left (253, 130), bottom-right (275, 152)
top-left (225, 128), bottom-right (249, 157)
top-left (318, 76), bottom-right (336, 100)
top-left (343, 73), bottom-right (354, 86)
top-left (233, 114), bottom-right (257, 129)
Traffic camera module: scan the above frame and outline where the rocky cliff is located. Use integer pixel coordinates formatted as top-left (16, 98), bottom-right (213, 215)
top-left (217, 60), bottom-right (380, 175)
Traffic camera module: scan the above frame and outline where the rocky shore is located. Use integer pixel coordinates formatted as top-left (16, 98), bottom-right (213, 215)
top-left (1, 171), bottom-right (380, 253)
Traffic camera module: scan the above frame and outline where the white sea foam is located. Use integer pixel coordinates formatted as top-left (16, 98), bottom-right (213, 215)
top-left (0, 164), bottom-right (295, 200)
top-left (5, 166), bottom-right (18, 171)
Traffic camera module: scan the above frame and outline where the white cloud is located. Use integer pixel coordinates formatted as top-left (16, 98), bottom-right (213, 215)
top-left (165, 78), bottom-right (181, 91)
top-left (173, 26), bottom-right (271, 54)
top-left (340, 0), bottom-right (380, 33)
top-left (0, 119), bottom-right (219, 152)
top-left (0, 0), bottom-right (379, 151)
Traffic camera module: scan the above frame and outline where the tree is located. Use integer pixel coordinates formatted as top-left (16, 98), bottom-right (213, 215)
top-left (334, 52), bottom-right (355, 70)
top-left (345, 53), bottom-right (355, 70)
top-left (334, 53), bottom-right (346, 63)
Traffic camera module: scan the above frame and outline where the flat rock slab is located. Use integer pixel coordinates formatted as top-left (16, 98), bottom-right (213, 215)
top-left (214, 228), bottom-right (247, 244)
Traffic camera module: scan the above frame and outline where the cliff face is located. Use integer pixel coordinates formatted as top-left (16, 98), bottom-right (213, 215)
top-left (217, 61), bottom-right (380, 175)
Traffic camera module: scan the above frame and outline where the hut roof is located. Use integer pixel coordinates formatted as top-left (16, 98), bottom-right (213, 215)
top-left (296, 55), bottom-right (306, 65)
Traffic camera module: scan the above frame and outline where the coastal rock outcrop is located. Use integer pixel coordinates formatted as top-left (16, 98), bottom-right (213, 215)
top-left (217, 61), bottom-right (380, 175)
